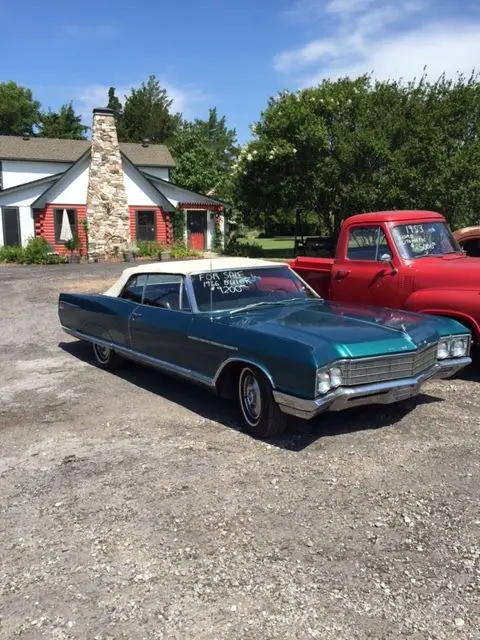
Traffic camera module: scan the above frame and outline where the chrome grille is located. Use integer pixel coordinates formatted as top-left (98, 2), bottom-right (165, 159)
top-left (339, 344), bottom-right (437, 386)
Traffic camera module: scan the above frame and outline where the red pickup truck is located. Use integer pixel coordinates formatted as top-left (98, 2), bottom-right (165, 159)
top-left (289, 210), bottom-right (480, 346)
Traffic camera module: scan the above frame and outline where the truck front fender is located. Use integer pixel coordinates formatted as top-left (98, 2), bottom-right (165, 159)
top-left (405, 289), bottom-right (480, 342)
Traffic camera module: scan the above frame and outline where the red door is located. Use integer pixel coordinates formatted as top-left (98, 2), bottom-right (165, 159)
top-left (187, 211), bottom-right (206, 251)
top-left (331, 224), bottom-right (400, 308)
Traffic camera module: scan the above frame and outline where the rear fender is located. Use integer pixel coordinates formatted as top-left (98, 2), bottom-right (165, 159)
top-left (58, 292), bottom-right (136, 348)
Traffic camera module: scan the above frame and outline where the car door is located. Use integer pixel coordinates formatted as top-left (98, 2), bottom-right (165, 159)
top-left (127, 273), bottom-right (194, 369)
top-left (331, 224), bottom-right (400, 308)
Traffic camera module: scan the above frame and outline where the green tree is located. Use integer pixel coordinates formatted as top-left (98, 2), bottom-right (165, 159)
top-left (107, 87), bottom-right (122, 114)
top-left (39, 102), bottom-right (88, 139)
top-left (117, 75), bottom-right (179, 143)
top-left (235, 77), bottom-right (374, 236)
top-left (235, 72), bottom-right (480, 237)
top-left (0, 81), bottom-right (41, 135)
top-left (170, 108), bottom-right (239, 198)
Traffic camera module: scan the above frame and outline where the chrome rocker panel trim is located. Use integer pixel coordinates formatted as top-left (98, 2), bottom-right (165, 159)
top-left (62, 326), bottom-right (214, 388)
top-left (63, 325), bottom-right (470, 422)
top-left (273, 357), bottom-right (471, 420)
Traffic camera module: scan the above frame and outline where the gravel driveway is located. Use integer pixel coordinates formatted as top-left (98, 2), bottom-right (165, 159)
top-left (0, 263), bottom-right (479, 639)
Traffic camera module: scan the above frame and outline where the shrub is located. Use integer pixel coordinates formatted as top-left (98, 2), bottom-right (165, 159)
top-left (64, 233), bottom-right (81, 255)
top-left (213, 216), bottom-right (224, 252)
top-left (23, 237), bottom-right (54, 264)
top-left (224, 236), bottom-right (264, 258)
top-left (0, 244), bottom-right (25, 263)
top-left (171, 207), bottom-right (186, 243)
top-left (170, 241), bottom-right (200, 259)
top-left (0, 237), bottom-right (64, 264)
top-left (136, 241), bottom-right (163, 257)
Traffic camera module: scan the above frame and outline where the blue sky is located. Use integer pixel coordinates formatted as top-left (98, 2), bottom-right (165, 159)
top-left (2, 0), bottom-right (480, 144)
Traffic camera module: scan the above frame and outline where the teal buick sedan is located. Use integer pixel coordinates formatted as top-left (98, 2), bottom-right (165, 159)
top-left (58, 257), bottom-right (471, 438)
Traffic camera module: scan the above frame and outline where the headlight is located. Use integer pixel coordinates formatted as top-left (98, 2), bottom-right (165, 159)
top-left (437, 339), bottom-right (450, 360)
top-left (316, 366), bottom-right (343, 395)
top-left (330, 366), bottom-right (343, 388)
top-left (317, 371), bottom-right (331, 395)
top-left (437, 335), bottom-right (470, 359)
top-left (450, 337), bottom-right (468, 357)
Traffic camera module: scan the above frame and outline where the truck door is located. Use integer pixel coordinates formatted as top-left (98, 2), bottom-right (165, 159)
top-left (331, 224), bottom-right (400, 308)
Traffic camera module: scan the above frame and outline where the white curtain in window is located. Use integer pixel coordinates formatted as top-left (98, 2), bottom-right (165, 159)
top-left (59, 209), bottom-right (73, 242)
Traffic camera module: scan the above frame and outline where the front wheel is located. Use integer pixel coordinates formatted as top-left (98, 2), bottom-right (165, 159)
top-left (92, 343), bottom-right (125, 370)
top-left (237, 366), bottom-right (288, 438)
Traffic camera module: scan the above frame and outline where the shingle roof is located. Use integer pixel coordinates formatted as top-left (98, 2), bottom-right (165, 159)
top-left (0, 135), bottom-right (174, 167)
top-left (142, 171), bottom-right (228, 206)
top-left (119, 142), bottom-right (174, 167)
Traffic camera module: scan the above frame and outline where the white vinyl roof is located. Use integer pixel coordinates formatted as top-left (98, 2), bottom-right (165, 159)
top-left (104, 256), bottom-right (285, 297)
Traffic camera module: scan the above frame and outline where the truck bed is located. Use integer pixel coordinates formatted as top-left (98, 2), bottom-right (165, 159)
top-left (289, 257), bottom-right (334, 299)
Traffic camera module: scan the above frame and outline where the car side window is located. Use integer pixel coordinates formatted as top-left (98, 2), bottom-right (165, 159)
top-left (120, 274), bottom-right (147, 303)
top-left (347, 226), bottom-right (392, 261)
top-left (142, 274), bottom-right (191, 311)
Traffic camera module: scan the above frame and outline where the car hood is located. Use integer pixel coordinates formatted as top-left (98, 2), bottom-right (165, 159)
top-left (412, 254), bottom-right (480, 289)
top-left (220, 299), bottom-right (443, 359)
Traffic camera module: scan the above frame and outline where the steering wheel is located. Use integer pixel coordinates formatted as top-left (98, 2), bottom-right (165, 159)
top-left (150, 290), bottom-right (174, 309)
top-left (264, 288), bottom-right (290, 295)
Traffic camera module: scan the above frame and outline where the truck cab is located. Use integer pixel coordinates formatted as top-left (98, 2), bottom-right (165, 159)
top-left (290, 210), bottom-right (480, 345)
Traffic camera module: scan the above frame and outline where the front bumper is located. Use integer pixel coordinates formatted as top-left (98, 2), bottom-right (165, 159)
top-left (273, 357), bottom-right (471, 421)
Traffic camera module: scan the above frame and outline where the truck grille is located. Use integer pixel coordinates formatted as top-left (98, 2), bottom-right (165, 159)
top-left (339, 344), bottom-right (437, 386)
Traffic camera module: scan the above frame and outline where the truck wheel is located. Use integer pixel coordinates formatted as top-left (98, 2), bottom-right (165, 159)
top-left (237, 366), bottom-right (288, 438)
top-left (92, 343), bottom-right (125, 370)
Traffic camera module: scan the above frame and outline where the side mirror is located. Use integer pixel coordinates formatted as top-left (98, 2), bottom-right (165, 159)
top-left (380, 254), bottom-right (397, 275)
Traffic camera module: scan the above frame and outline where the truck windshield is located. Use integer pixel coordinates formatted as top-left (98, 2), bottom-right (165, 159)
top-left (190, 266), bottom-right (317, 312)
top-left (391, 222), bottom-right (462, 259)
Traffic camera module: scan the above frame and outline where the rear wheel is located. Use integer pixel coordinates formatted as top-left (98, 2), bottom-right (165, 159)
top-left (237, 366), bottom-right (288, 438)
top-left (92, 343), bottom-right (125, 370)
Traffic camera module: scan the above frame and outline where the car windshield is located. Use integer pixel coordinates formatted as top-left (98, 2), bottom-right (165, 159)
top-left (190, 266), bottom-right (317, 312)
top-left (391, 222), bottom-right (462, 259)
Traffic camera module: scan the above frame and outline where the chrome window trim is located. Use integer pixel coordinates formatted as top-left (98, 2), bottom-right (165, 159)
top-left (120, 272), bottom-right (195, 314)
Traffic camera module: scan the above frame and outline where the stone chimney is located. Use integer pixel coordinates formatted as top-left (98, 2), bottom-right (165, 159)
top-left (86, 108), bottom-right (130, 257)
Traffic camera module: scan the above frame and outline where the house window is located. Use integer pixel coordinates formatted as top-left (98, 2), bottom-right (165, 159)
top-left (2, 207), bottom-right (21, 246)
top-left (136, 210), bottom-right (156, 241)
top-left (54, 208), bottom-right (77, 243)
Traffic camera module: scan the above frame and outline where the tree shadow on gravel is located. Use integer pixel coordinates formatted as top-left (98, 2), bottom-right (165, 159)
top-left (59, 340), bottom-right (444, 452)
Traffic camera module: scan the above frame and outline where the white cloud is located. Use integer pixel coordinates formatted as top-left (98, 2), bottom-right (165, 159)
top-left (309, 22), bottom-right (480, 85)
top-left (274, 0), bottom-right (480, 86)
top-left (280, 0), bottom-right (381, 23)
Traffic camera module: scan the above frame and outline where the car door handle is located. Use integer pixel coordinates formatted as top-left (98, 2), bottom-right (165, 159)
top-left (131, 311), bottom-right (143, 319)
top-left (335, 269), bottom-right (351, 280)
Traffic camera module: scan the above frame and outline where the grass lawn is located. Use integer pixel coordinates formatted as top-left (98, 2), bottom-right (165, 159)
top-left (239, 236), bottom-right (295, 259)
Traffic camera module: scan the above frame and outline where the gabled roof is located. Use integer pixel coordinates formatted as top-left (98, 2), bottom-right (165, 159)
top-left (142, 171), bottom-right (228, 206)
top-left (31, 149), bottom-right (91, 209)
top-left (1, 145), bottom-right (225, 212)
top-left (0, 171), bottom-right (65, 197)
top-left (0, 135), bottom-right (175, 167)
top-left (120, 152), bottom-right (175, 213)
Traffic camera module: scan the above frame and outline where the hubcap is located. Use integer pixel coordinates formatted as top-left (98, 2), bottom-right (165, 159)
top-left (94, 344), bottom-right (110, 363)
top-left (240, 370), bottom-right (262, 426)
